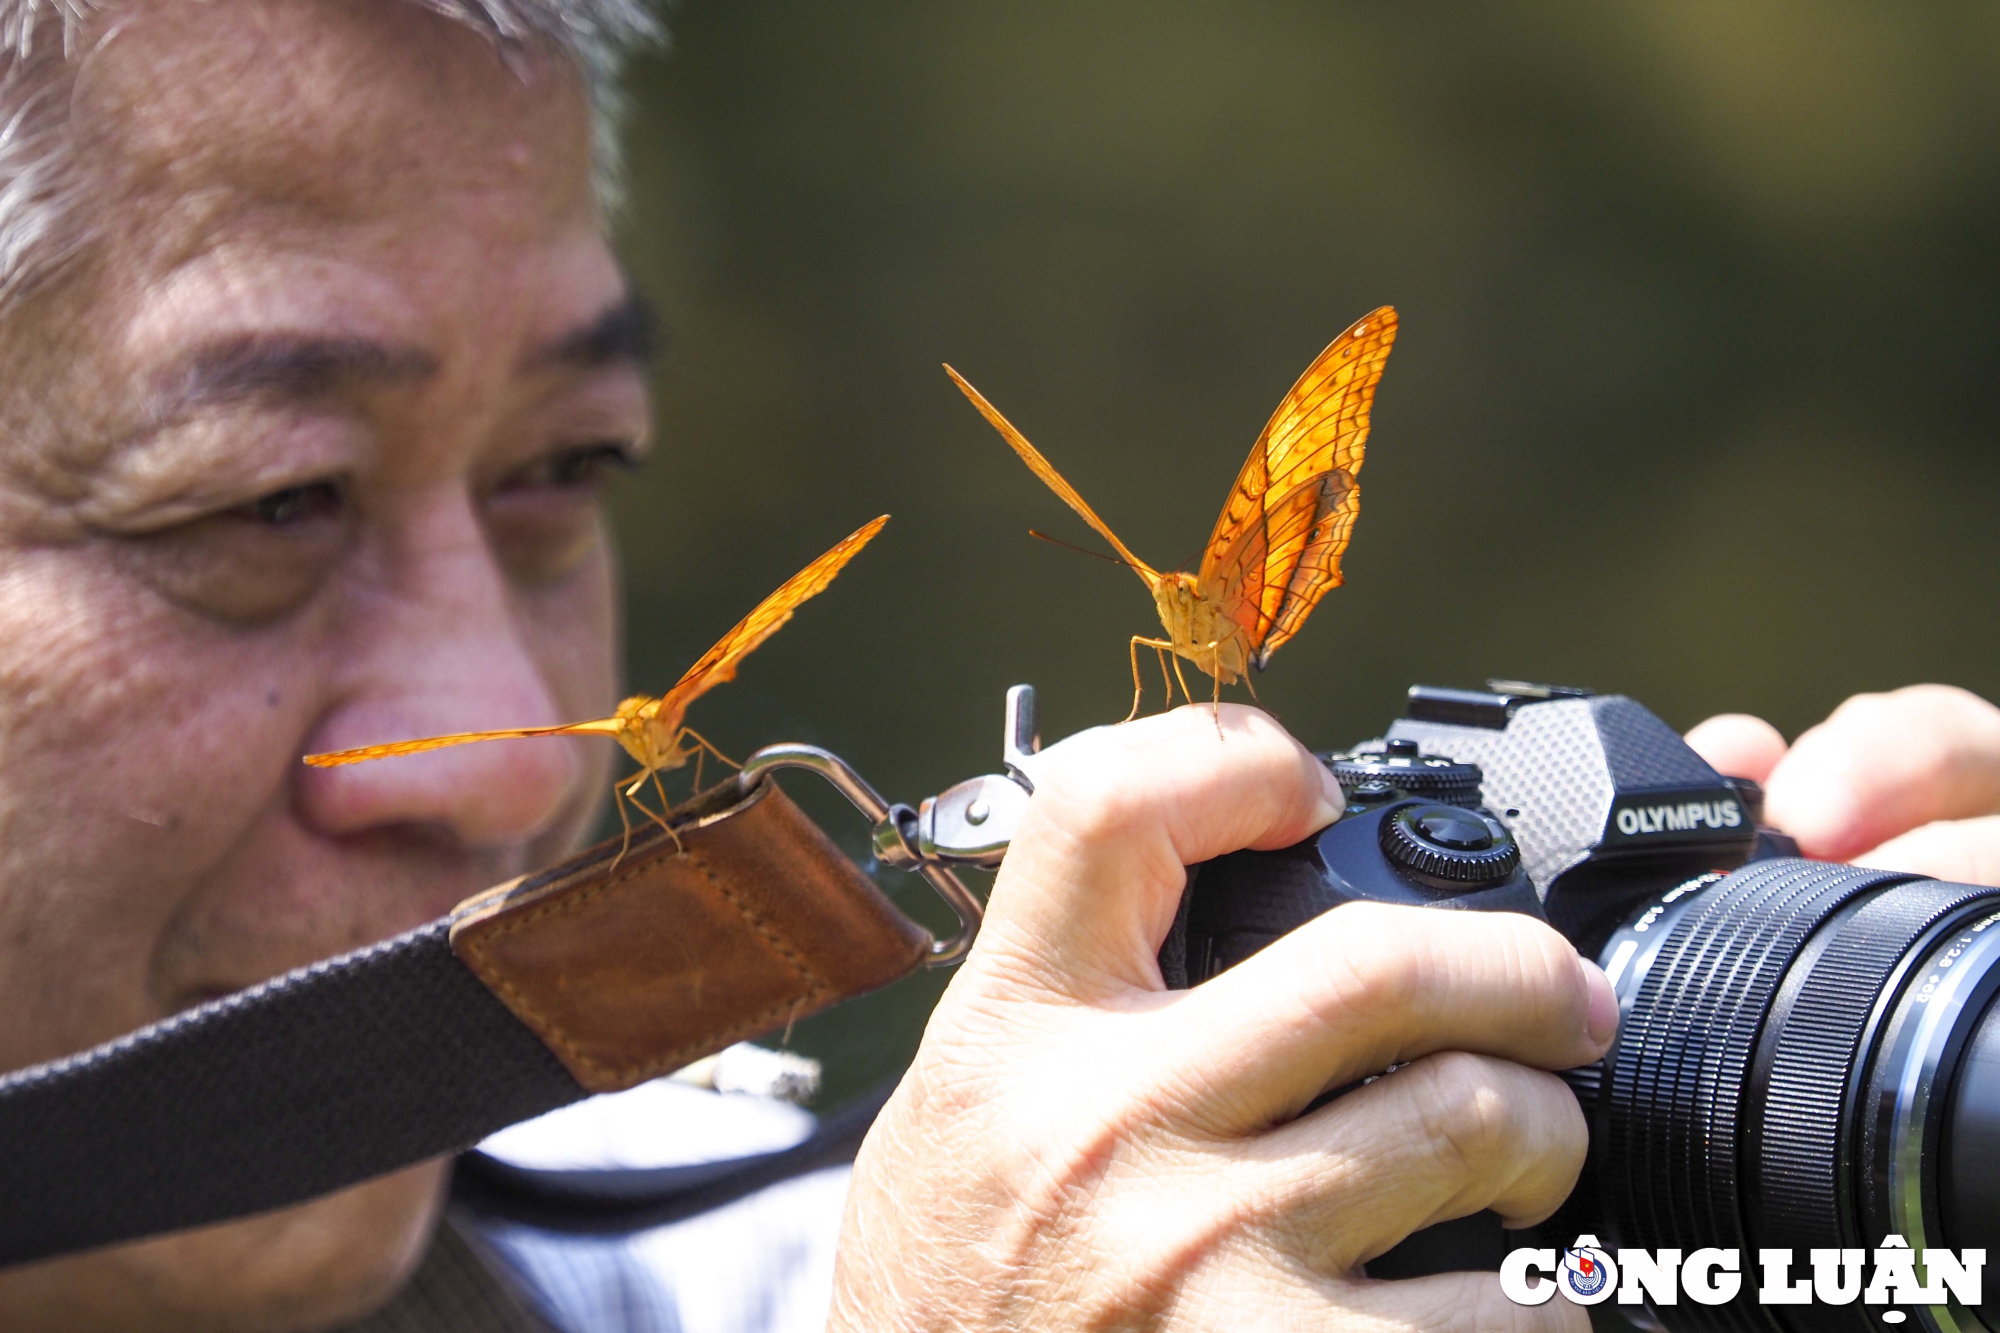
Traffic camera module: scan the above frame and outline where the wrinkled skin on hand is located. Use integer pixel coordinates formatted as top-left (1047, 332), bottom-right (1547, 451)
top-left (1687, 684), bottom-right (2000, 886)
top-left (831, 705), bottom-right (1618, 1332)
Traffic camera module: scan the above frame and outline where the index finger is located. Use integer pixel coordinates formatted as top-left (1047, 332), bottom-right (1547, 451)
top-left (1163, 900), bottom-right (1616, 1132)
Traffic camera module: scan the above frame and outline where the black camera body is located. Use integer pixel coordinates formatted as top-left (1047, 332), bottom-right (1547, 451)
top-left (1167, 683), bottom-right (2000, 1333)
top-left (1164, 682), bottom-right (1778, 991)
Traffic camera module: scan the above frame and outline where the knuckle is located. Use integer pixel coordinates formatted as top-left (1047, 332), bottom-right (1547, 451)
top-left (1405, 1051), bottom-right (1519, 1170)
top-left (1808, 686), bottom-right (2000, 801)
top-left (1895, 683), bottom-right (1998, 725)
top-left (1823, 688), bottom-right (1894, 732)
top-left (1519, 1070), bottom-right (1590, 1183)
top-left (1823, 685), bottom-right (1995, 750)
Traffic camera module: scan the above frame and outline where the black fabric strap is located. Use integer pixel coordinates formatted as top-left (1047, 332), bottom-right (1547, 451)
top-left (449, 1081), bottom-right (894, 1235)
top-left (0, 919), bottom-right (589, 1266)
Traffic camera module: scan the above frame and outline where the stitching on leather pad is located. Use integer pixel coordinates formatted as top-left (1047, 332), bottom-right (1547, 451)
top-left (459, 839), bottom-right (830, 1085)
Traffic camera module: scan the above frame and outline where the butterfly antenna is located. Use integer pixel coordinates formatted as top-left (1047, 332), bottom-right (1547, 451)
top-left (1028, 529), bottom-right (1139, 570)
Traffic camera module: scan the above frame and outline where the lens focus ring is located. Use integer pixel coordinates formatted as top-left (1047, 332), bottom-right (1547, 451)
top-left (1753, 881), bottom-right (1998, 1260)
top-left (1600, 860), bottom-right (1912, 1333)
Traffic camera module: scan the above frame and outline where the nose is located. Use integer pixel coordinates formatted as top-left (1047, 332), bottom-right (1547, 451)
top-left (295, 497), bottom-right (596, 849)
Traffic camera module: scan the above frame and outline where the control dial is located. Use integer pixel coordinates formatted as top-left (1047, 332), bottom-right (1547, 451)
top-left (1327, 738), bottom-right (1484, 808)
top-left (1380, 803), bottom-right (1522, 886)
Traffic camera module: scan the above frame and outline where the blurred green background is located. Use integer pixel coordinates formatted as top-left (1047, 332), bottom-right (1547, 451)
top-left (606, 2), bottom-right (2000, 1103)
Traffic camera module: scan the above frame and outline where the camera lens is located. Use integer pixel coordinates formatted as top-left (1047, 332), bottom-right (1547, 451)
top-left (1578, 860), bottom-right (2000, 1333)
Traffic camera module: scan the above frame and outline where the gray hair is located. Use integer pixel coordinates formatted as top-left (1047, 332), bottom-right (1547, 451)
top-left (0, 0), bottom-right (662, 308)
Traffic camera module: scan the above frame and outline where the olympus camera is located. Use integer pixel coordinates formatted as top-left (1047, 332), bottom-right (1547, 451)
top-left (1162, 681), bottom-right (2000, 1333)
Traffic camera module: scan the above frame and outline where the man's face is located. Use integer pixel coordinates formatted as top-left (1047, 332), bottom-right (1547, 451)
top-left (0, 0), bottom-right (640, 1324)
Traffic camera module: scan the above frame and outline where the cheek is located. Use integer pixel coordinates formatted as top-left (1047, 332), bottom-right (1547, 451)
top-left (0, 547), bottom-right (330, 1062)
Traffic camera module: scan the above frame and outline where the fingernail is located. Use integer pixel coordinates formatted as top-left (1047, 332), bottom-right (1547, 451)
top-left (1580, 956), bottom-right (1618, 1048)
top-left (1314, 763), bottom-right (1346, 828)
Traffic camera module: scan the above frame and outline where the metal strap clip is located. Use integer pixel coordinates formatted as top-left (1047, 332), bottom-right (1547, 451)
top-left (738, 685), bottom-right (1042, 967)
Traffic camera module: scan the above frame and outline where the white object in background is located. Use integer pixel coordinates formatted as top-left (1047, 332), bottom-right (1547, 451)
top-left (669, 1043), bottom-right (822, 1106)
top-left (477, 1063), bottom-right (816, 1173)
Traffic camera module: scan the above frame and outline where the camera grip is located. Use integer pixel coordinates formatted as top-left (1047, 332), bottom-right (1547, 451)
top-left (1160, 808), bottom-right (1541, 1279)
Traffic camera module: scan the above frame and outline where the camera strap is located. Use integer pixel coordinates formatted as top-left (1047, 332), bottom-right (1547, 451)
top-left (0, 759), bottom-right (982, 1267)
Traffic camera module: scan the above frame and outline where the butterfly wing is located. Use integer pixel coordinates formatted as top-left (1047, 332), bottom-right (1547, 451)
top-left (304, 718), bottom-right (625, 767)
top-left (1198, 307), bottom-right (1394, 660)
top-left (945, 364), bottom-right (1159, 584)
top-left (1200, 472), bottom-right (1357, 663)
top-left (1251, 471), bottom-right (1359, 668)
top-left (658, 514), bottom-right (889, 716)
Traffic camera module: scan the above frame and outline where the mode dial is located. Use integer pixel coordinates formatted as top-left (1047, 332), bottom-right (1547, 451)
top-left (1327, 739), bottom-right (1484, 808)
top-left (1380, 803), bottom-right (1521, 886)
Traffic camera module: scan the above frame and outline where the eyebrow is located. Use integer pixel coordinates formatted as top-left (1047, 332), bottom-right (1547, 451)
top-left (524, 291), bottom-right (660, 372)
top-left (149, 292), bottom-right (660, 422)
top-left (155, 335), bottom-right (439, 418)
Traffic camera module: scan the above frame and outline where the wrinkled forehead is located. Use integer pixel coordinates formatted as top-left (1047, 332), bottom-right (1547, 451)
top-left (72, 0), bottom-right (597, 282)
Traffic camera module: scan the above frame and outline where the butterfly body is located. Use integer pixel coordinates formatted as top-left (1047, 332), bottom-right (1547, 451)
top-left (947, 307), bottom-right (1395, 718)
top-left (1151, 573), bottom-right (1252, 687)
top-left (603, 694), bottom-right (686, 772)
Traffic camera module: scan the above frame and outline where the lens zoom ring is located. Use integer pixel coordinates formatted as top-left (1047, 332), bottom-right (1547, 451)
top-left (1757, 881), bottom-right (1997, 1251)
top-left (1602, 861), bottom-right (1901, 1333)
top-left (1612, 864), bottom-right (1863, 1239)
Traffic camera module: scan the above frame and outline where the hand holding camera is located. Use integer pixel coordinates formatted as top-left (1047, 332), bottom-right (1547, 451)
top-left (830, 704), bottom-right (1613, 1332)
top-left (834, 683), bottom-right (2000, 1333)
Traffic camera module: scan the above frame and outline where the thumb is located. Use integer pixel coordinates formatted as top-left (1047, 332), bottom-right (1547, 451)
top-left (965, 704), bottom-right (1343, 1002)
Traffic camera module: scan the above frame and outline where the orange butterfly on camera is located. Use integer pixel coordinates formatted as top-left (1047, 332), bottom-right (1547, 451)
top-left (304, 515), bottom-right (889, 855)
top-left (947, 306), bottom-right (1395, 720)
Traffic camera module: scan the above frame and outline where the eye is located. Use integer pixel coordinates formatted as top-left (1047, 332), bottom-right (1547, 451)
top-left (498, 441), bottom-right (642, 493)
top-left (114, 477), bottom-right (351, 623)
top-left (485, 442), bottom-right (639, 585)
top-left (240, 479), bottom-right (344, 526)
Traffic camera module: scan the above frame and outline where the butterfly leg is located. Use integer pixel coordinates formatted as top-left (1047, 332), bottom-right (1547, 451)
top-left (1207, 644), bottom-right (1225, 734)
top-left (609, 779), bottom-right (634, 869)
top-left (1168, 650), bottom-right (1196, 713)
top-left (678, 728), bottom-right (743, 799)
top-left (1126, 636), bottom-right (1176, 722)
top-left (646, 766), bottom-right (684, 854)
top-left (606, 777), bottom-right (654, 870)
top-left (679, 727), bottom-right (742, 772)
top-left (621, 768), bottom-right (684, 857)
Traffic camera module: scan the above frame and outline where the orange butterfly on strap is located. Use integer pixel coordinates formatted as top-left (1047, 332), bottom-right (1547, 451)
top-left (947, 306), bottom-right (1395, 720)
top-left (305, 515), bottom-right (889, 856)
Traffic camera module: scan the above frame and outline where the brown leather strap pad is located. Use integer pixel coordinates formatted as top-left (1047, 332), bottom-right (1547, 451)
top-left (449, 776), bottom-right (932, 1093)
